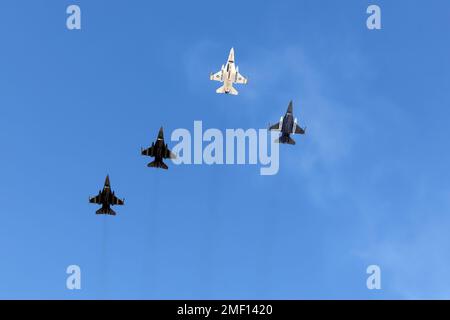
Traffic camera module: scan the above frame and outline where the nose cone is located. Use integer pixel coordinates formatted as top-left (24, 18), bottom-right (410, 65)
top-left (104, 175), bottom-right (111, 188)
top-left (228, 47), bottom-right (235, 62)
top-left (157, 127), bottom-right (164, 140)
top-left (287, 101), bottom-right (293, 114)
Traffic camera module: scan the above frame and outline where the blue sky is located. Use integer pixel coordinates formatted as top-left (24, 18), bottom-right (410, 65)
top-left (0, 0), bottom-right (449, 299)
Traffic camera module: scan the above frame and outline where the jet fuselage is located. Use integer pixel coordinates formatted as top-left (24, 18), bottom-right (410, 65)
top-left (281, 112), bottom-right (295, 138)
top-left (153, 138), bottom-right (166, 162)
top-left (98, 187), bottom-right (114, 208)
top-left (221, 59), bottom-right (237, 93)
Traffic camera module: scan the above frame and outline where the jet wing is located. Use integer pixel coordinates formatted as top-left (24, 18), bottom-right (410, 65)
top-left (210, 70), bottom-right (223, 82)
top-left (112, 194), bottom-right (124, 206)
top-left (164, 147), bottom-right (177, 159)
top-left (295, 126), bottom-right (305, 134)
top-left (141, 145), bottom-right (155, 157)
top-left (89, 194), bottom-right (101, 204)
top-left (269, 122), bottom-right (281, 131)
top-left (235, 72), bottom-right (248, 84)
top-left (236, 72), bottom-right (248, 84)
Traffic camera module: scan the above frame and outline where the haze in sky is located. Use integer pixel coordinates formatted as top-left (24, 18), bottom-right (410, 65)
top-left (0, 0), bottom-right (449, 299)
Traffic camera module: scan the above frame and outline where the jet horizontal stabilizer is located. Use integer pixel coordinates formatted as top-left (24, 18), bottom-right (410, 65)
top-left (148, 160), bottom-right (169, 170)
top-left (276, 136), bottom-right (296, 145)
top-left (96, 207), bottom-right (116, 215)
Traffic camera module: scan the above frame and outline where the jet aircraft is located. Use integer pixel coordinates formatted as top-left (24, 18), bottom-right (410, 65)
top-left (210, 47), bottom-right (248, 95)
top-left (141, 127), bottom-right (176, 169)
top-left (269, 101), bottom-right (306, 145)
top-left (89, 175), bottom-right (124, 215)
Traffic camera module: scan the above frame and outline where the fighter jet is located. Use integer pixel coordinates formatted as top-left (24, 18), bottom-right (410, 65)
top-left (269, 101), bottom-right (306, 145)
top-left (89, 175), bottom-right (124, 215)
top-left (141, 127), bottom-right (176, 169)
top-left (210, 47), bottom-right (248, 95)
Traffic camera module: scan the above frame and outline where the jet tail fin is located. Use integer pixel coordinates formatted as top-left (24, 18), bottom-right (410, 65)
top-left (276, 135), bottom-right (296, 145)
top-left (96, 207), bottom-right (116, 215)
top-left (148, 160), bottom-right (169, 170)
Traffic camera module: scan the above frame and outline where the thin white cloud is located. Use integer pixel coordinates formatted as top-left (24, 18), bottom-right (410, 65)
top-left (183, 42), bottom-right (450, 298)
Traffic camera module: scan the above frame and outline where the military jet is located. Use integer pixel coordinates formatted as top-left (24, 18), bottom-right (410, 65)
top-left (141, 127), bottom-right (176, 169)
top-left (210, 47), bottom-right (248, 95)
top-left (89, 175), bottom-right (124, 215)
top-left (269, 101), bottom-right (306, 145)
